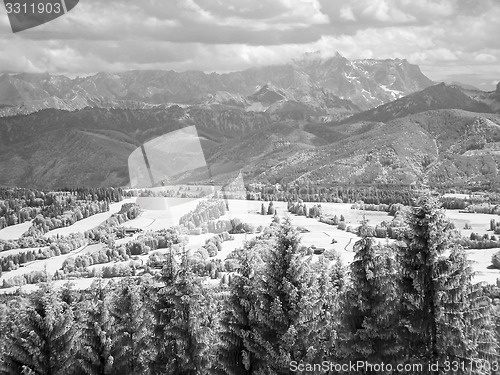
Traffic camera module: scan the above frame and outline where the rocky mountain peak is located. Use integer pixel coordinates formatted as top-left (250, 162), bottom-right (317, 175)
top-left (0, 54), bottom-right (437, 116)
top-left (248, 83), bottom-right (288, 104)
top-left (496, 81), bottom-right (500, 94)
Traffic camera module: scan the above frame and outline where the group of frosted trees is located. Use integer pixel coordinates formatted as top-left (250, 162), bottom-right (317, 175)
top-left (179, 199), bottom-right (228, 229)
top-left (0, 195), bottom-right (498, 375)
top-left (0, 278), bottom-right (154, 375)
top-left (218, 195), bottom-right (498, 374)
top-left (0, 187), bottom-right (123, 231)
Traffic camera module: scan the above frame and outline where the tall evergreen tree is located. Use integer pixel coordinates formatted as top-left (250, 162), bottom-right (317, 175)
top-left (249, 218), bottom-right (315, 374)
top-left (216, 241), bottom-right (262, 374)
top-left (110, 277), bottom-right (154, 375)
top-left (340, 237), bottom-right (400, 372)
top-left (0, 283), bottom-right (79, 375)
top-left (297, 251), bottom-right (346, 365)
top-left (150, 253), bottom-right (179, 374)
top-left (436, 247), bottom-right (498, 373)
top-left (151, 253), bottom-right (215, 375)
top-left (77, 279), bottom-right (115, 375)
top-left (398, 195), bottom-right (498, 373)
top-left (398, 195), bottom-right (453, 367)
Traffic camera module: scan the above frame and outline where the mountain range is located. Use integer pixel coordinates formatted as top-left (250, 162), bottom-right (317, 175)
top-left (0, 52), bottom-right (433, 118)
top-left (0, 53), bottom-right (499, 190)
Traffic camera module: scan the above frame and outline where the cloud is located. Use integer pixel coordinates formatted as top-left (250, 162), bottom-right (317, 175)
top-left (339, 6), bottom-right (356, 21)
top-left (410, 48), bottom-right (459, 63)
top-left (475, 54), bottom-right (498, 63)
top-left (0, 0), bottom-right (498, 89)
top-left (361, 0), bottom-right (416, 23)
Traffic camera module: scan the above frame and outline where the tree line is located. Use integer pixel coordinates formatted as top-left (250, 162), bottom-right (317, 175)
top-left (247, 184), bottom-right (418, 205)
top-left (0, 188), bottom-right (123, 231)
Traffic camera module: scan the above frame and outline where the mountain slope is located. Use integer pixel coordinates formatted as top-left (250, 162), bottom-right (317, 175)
top-left (224, 109), bottom-right (500, 187)
top-left (0, 105), bottom-right (274, 188)
top-left (294, 52), bottom-right (434, 109)
top-left (339, 83), bottom-right (493, 125)
top-left (1, 105), bottom-right (500, 188)
top-left (458, 81), bottom-right (500, 113)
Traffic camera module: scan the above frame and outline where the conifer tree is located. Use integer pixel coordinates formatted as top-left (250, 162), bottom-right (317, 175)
top-left (267, 201), bottom-right (275, 215)
top-left (110, 277), bottom-right (154, 375)
top-left (77, 279), bottom-right (115, 375)
top-left (298, 252), bottom-right (346, 365)
top-left (151, 252), bottom-right (215, 375)
top-left (0, 283), bottom-right (79, 375)
top-left (398, 195), bottom-right (498, 372)
top-left (216, 242), bottom-right (262, 374)
top-left (249, 219), bottom-right (315, 374)
top-left (436, 247), bottom-right (498, 372)
top-left (150, 253), bottom-right (179, 373)
top-left (468, 282), bottom-right (498, 369)
top-left (340, 237), bottom-right (400, 370)
top-left (398, 195), bottom-right (451, 366)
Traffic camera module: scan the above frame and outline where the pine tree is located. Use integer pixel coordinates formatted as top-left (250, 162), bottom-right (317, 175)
top-left (340, 238), bottom-right (400, 371)
top-left (436, 247), bottom-right (498, 372)
top-left (0, 283), bottom-right (79, 375)
top-left (77, 279), bottom-right (115, 375)
top-left (471, 286), bottom-right (498, 369)
top-left (297, 252), bottom-right (346, 365)
top-left (110, 277), bottom-right (154, 375)
top-left (398, 195), bottom-right (450, 366)
top-left (150, 254), bottom-right (179, 374)
top-left (261, 203), bottom-right (266, 216)
top-left (216, 242), bottom-right (262, 374)
top-left (397, 194), bottom-right (497, 372)
top-left (249, 219), bottom-right (315, 374)
top-left (151, 253), bottom-right (215, 375)
top-left (267, 201), bottom-right (274, 215)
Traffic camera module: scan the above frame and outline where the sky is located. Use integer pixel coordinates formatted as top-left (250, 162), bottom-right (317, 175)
top-left (0, 0), bottom-right (498, 90)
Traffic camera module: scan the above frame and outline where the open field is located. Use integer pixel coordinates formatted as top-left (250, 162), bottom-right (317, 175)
top-left (119, 197), bottom-right (201, 230)
top-left (0, 221), bottom-right (32, 241)
top-left (465, 248), bottom-right (500, 285)
top-left (0, 247), bottom-right (43, 259)
top-left (0, 245), bottom-right (88, 287)
top-left (1, 198), bottom-right (500, 293)
top-left (42, 198), bottom-right (136, 238)
top-left (0, 277), bottom-right (114, 294)
top-left (445, 209), bottom-right (500, 237)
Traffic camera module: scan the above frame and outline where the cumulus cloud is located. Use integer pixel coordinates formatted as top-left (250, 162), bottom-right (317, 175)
top-left (339, 6), bottom-right (356, 21)
top-left (361, 0), bottom-right (416, 23)
top-left (475, 54), bottom-right (498, 63)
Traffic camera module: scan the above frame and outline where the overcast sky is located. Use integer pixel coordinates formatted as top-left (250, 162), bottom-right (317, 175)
top-left (0, 0), bottom-right (498, 89)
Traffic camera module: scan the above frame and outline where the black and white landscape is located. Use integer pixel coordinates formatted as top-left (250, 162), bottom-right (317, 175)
top-left (1, 1), bottom-right (500, 374)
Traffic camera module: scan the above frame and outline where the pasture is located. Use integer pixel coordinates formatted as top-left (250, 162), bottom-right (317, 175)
top-left (1, 197), bottom-right (499, 293)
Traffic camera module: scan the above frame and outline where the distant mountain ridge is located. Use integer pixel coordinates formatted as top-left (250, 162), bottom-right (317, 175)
top-left (339, 83), bottom-right (495, 125)
top-left (0, 52), bottom-right (433, 117)
top-left (1, 99), bottom-right (500, 189)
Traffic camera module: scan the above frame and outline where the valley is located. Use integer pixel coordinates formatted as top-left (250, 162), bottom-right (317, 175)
top-left (1, 196), bottom-right (499, 295)
top-left (0, 58), bottom-right (499, 295)
top-left (0, 73), bottom-right (498, 189)
top-left (2, 0), bottom-right (499, 370)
